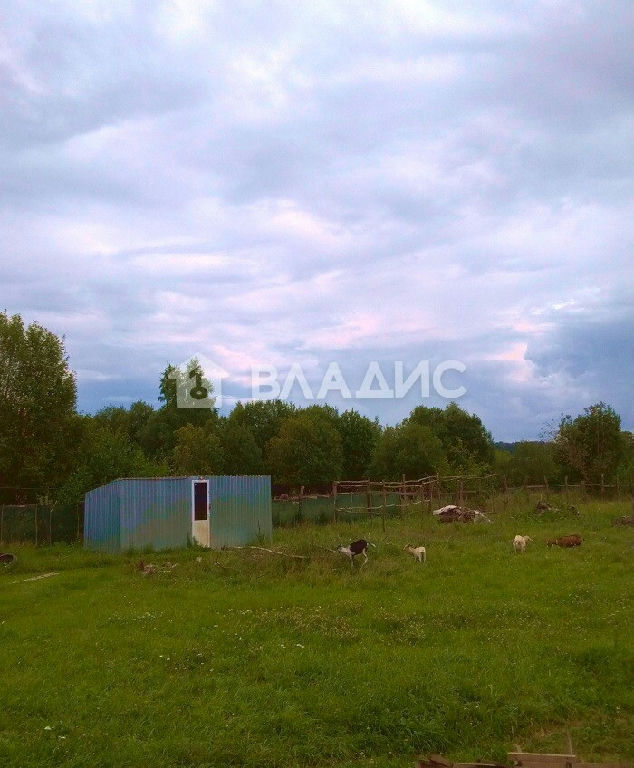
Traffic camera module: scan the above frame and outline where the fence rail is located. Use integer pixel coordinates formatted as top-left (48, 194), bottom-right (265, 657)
top-left (273, 473), bottom-right (632, 527)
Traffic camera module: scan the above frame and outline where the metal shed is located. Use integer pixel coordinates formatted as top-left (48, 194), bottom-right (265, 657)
top-left (84, 475), bottom-right (271, 553)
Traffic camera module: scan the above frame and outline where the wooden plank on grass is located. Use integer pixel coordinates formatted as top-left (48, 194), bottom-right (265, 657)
top-left (455, 763), bottom-right (508, 768)
top-left (576, 763), bottom-right (628, 768)
top-left (509, 753), bottom-right (576, 767)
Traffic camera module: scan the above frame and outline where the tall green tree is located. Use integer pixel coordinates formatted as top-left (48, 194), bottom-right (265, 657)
top-left (553, 402), bottom-right (624, 484)
top-left (126, 400), bottom-right (156, 447)
top-left (407, 402), bottom-right (494, 473)
top-left (140, 363), bottom-right (218, 460)
top-left (93, 401), bottom-right (155, 450)
top-left (370, 422), bottom-right (448, 480)
top-left (227, 400), bottom-right (296, 460)
top-left (369, 426), bottom-right (401, 481)
top-left (493, 447), bottom-right (513, 481)
top-left (57, 418), bottom-right (164, 506)
top-left (506, 441), bottom-right (559, 485)
top-left (172, 423), bottom-right (224, 475)
top-left (266, 412), bottom-right (343, 487)
top-left (616, 431), bottom-right (634, 486)
top-left (0, 312), bottom-right (77, 489)
top-left (338, 409), bottom-right (381, 479)
top-left (221, 420), bottom-right (263, 475)
top-left (93, 406), bottom-right (130, 435)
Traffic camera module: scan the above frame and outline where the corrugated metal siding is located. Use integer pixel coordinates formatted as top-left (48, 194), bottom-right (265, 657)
top-left (208, 475), bottom-right (272, 548)
top-left (119, 477), bottom-right (190, 551)
top-left (84, 480), bottom-right (122, 553)
top-left (84, 475), bottom-right (271, 552)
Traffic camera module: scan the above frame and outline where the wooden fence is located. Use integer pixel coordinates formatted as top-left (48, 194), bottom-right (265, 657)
top-left (2, 473), bottom-right (631, 542)
top-left (272, 473), bottom-right (632, 527)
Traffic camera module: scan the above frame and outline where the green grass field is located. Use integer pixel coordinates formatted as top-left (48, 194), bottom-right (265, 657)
top-left (1, 499), bottom-right (632, 768)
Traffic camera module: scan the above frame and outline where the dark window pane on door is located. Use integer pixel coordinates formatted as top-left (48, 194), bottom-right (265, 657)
top-left (194, 482), bottom-right (208, 520)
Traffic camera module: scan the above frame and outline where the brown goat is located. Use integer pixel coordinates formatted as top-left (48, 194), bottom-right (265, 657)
top-left (546, 534), bottom-right (583, 548)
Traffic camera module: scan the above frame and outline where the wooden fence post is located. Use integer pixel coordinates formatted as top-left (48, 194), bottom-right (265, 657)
top-left (0, 504), bottom-right (3, 544)
top-left (601, 473), bottom-right (605, 498)
top-left (400, 474), bottom-right (406, 515)
top-left (581, 480), bottom-right (586, 501)
top-left (366, 481), bottom-right (372, 517)
top-left (564, 475), bottom-right (569, 505)
top-left (34, 504), bottom-right (38, 547)
top-left (544, 476), bottom-right (549, 501)
top-left (297, 485), bottom-right (304, 525)
top-left (49, 504), bottom-right (53, 546)
top-left (332, 481), bottom-right (338, 524)
top-left (503, 475), bottom-right (509, 507)
top-left (381, 483), bottom-right (386, 532)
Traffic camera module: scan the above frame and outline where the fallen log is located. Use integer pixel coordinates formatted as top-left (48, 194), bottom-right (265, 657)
top-left (415, 753), bottom-right (628, 768)
top-left (247, 546), bottom-right (308, 560)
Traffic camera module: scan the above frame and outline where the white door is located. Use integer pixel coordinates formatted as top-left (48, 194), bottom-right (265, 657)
top-left (192, 480), bottom-right (210, 547)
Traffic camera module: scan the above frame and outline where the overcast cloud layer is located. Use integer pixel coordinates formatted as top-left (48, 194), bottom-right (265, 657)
top-left (1, 0), bottom-right (633, 440)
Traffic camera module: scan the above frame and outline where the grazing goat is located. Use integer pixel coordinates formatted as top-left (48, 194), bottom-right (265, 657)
top-left (513, 535), bottom-right (532, 553)
top-left (547, 534), bottom-right (583, 548)
top-left (337, 538), bottom-right (375, 566)
top-left (403, 544), bottom-right (427, 563)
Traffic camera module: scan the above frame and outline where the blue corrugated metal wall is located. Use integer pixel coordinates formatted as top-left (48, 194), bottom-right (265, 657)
top-left (84, 475), bottom-right (271, 552)
top-left (208, 475), bottom-right (272, 548)
top-left (119, 477), bottom-right (191, 551)
top-left (84, 480), bottom-right (122, 553)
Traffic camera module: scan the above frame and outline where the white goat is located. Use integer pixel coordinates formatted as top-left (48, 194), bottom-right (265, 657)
top-left (403, 544), bottom-right (426, 563)
top-left (513, 535), bottom-right (532, 553)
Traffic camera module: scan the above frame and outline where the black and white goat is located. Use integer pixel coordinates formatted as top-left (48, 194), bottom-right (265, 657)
top-left (337, 538), bottom-right (375, 566)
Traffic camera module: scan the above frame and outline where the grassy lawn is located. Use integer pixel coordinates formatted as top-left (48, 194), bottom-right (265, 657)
top-left (1, 499), bottom-right (632, 768)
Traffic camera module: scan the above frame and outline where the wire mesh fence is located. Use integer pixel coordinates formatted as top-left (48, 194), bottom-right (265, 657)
top-left (0, 503), bottom-right (82, 546)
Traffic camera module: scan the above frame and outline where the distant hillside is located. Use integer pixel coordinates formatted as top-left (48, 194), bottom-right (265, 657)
top-left (495, 441), bottom-right (518, 454)
top-left (495, 440), bottom-right (554, 454)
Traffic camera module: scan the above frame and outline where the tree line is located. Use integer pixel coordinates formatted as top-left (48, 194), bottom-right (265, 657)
top-left (1, 312), bottom-right (632, 506)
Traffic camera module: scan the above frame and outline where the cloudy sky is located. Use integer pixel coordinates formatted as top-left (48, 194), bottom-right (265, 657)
top-left (2, 0), bottom-right (632, 440)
